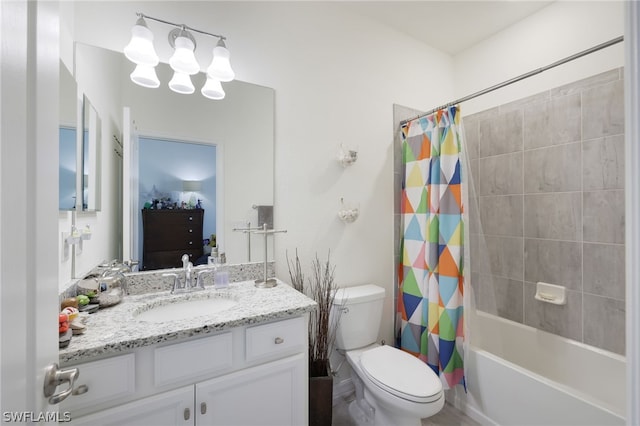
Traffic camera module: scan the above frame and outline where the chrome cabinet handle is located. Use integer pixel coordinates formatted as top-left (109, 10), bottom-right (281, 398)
top-left (201, 402), bottom-right (207, 415)
top-left (184, 408), bottom-right (190, 421)
top-left (43, 363), bottom-right (80, 405)
top-left (274, 337), bottom-right (284, 344)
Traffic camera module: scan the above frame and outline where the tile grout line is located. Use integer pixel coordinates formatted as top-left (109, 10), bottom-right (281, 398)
top-left (580, 87), bottom-right (585, 345)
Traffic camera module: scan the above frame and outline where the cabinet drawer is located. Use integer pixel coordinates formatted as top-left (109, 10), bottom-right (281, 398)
top-left (60, 353), bottom-right (135, 413)
top-left (154, 332), bottom-right (233, 387)
top-left (245, 316), bottom-right (306, 363)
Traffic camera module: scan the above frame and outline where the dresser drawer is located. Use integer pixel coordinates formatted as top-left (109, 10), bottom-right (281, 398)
top-left (60, 353), bottom-right (135, 413)
top-left (144, 227), bottom-right (200, 251)
top-left (245, 317), bottom-right (306, 363)
top-left (143, 249), bottom-right (202, 270)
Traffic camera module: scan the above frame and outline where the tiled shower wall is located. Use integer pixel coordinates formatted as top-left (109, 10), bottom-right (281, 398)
top-left (465, 68), bottom-right (626, 354)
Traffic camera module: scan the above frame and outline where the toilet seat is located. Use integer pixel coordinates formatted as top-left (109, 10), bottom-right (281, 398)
top-left (359, 345), bottom-right (443, 403)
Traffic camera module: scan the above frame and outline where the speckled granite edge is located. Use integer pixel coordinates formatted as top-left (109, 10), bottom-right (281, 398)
top-left (59, 279), bottom-right (316, 366)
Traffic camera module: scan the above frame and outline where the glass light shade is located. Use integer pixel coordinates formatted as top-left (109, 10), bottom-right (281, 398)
top-left (168, 71), bottom-right (195, 94)
top-left (130, 64), bottom-right (160, 88)
top-left (169, 35), bottom-right (200, 75)
top-left (206, 44), bottom-right (235, 82)
top-left (182, 180), bottom-right (202, 191)
top-left (201, 76), bottom-right (225, 100)
top-left (123, 18), bottom-right (159, 66)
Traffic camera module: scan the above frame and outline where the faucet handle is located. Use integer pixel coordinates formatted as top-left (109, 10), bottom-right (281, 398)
top-left (162, 273), bottom-right (180, 293)
top-left (124, 260), bottom-right (139, 271)
top-left (195, 270), bottom-right (209, 289)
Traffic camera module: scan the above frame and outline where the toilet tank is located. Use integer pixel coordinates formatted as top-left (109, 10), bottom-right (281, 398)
top-left (332, 284), bottom-right (385, 351)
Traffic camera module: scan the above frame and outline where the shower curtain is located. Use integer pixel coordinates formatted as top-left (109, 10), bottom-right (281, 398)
top-left (398, 106), bottom-right (466, 390)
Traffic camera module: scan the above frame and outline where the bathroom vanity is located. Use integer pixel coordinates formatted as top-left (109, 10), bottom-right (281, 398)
top-left (59, 279), bottom-right (316, 425)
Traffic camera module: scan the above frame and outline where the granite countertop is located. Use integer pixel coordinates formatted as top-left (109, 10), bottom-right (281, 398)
top-left (59, 279), bottom-right (317, 365)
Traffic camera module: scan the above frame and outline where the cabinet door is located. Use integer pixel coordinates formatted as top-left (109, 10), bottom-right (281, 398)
top-left (196, 353), bottom-right (306, 426)
top-left (70, 386), bottom-right (194, 426)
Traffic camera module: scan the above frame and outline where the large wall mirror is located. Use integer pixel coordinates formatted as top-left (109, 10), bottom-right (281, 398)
top-left (59, 61), bottom-right (78, 210)
top-left (73, 42), bottom-right (275, 271)
top-left (82, 95), bottom-right (101, 211)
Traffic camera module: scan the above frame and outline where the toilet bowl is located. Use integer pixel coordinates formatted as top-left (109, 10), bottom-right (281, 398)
top-left (332, 285), bottom-right (444, 426)
top-left (345, 344), bottom-right (444, 426)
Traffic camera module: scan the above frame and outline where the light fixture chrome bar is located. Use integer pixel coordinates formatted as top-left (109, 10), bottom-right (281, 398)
top-left (137, 12), bottom-right (226, 41)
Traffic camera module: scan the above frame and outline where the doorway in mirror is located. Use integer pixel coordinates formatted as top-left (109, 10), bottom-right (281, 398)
top-left (138, 137), bottom-right (216, 270)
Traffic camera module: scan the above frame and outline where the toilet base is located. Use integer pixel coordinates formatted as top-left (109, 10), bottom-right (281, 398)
top-left (363, 388), bottom-right (423, 426)
top-left (348, 399), bottom-right (374, 426)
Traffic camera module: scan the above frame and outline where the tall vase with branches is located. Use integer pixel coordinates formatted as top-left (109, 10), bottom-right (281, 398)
top-left (287, 250), bottom-right (341, 376)
top-left (287, 249), bottom-right (340, 426)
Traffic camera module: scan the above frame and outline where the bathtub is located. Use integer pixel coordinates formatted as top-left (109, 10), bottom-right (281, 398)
top-left (448, 311), bottom-right (626, 425)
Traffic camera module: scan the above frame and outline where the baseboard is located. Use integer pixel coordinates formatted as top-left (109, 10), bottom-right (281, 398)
top-left (332, 377), bottom-right (355, 404)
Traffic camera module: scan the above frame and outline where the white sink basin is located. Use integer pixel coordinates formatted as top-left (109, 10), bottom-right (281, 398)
top-left (135, 297), bottom-right (238, 323)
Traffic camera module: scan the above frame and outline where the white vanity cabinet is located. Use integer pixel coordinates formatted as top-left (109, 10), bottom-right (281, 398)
top-left (68, 386), bottom-right (194, 426)
top-left (196, 353), bottom-right (306, 425)
top-left (65, 316), bottom-right (308, 426)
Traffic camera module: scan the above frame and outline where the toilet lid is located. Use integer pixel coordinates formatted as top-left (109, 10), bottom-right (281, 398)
top-left (359, 345), bottom-right (443, 403)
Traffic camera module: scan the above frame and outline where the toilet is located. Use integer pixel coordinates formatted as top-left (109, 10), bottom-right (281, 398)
top-left (332, 284), bottom-right (444, 426)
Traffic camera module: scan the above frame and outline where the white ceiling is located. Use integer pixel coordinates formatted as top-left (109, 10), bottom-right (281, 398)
top-left (335, 1), bottom-right (555, 55)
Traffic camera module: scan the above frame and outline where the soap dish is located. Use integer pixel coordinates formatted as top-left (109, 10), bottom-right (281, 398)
top-left (534, 282), bottom-right (567, 305)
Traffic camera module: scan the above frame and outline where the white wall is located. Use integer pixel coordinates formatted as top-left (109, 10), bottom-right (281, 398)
top-left (455, 1), bottom-right (625, 115)
top-left (71, 1), bottom-right (455, 345)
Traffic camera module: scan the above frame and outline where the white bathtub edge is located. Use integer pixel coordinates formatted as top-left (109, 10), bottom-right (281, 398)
top-left (460, 346), bottom-right (626, 426)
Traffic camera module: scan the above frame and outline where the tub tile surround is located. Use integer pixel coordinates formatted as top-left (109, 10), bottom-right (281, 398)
top-left (467, 68), bottom-right (626, 354)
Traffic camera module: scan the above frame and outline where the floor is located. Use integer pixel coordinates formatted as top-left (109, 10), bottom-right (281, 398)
top-left (332, 392), bottom-right (482, 426)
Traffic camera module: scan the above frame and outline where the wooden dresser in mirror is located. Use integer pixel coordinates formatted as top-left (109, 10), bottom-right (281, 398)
top-left (141, 209), bottom-right (204, 270)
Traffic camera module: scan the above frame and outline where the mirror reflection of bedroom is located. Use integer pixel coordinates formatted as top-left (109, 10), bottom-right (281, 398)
top-left (138, 137), bottom-right (216, 270)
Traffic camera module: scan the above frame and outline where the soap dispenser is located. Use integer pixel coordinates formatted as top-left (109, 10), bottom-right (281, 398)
top-left (214, 253), bottom-right (229, 289)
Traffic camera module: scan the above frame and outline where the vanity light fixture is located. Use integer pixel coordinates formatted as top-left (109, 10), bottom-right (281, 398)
top-left (207, 39), bottom-right (235, 82)
top-left (124, 12), bottom-right (235, 100)
top-left (201, 76), bottom-right (225, 100)
top-left (168, 71), bottom-right (195, 94)
top-left (168, 28), bottom-right (200, 75)
top-left (123, 17), bottom-right (159, 67)
top-left (130, 64), bottom-right (161, 88)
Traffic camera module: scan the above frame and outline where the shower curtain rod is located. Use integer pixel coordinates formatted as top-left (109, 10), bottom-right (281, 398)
top-left (401, 35), bottom-right (624, 125)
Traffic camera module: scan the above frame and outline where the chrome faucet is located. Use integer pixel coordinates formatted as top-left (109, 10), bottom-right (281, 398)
top-left (184, 261), bottom-right (194, 289)
top-left (100, 264), bottom-right (129, 295)
top-left (164, 254), bottom-right (207, 294)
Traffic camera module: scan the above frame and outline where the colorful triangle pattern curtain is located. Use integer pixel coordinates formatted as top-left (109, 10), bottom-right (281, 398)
top-left (398, 106), bottom-right (465, 390)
